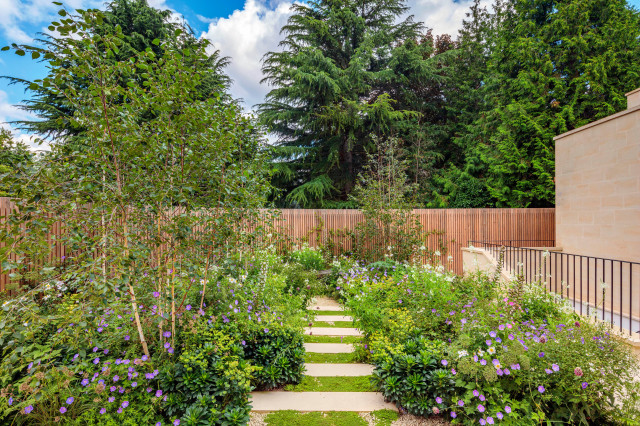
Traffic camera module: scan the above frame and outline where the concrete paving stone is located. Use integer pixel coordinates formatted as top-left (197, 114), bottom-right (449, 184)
top-left (305, 327), bottom-right (362, 336)
top-left (308, 305), bottom-right (344, 311)
top-left (304, 343), bottom-right (354, 353)
top-left (250, 392), bottom-right (396, 412)
top-left (304, 363), bottom-right (374, 377)
top-left (312, 315), bottom-right (353, 322)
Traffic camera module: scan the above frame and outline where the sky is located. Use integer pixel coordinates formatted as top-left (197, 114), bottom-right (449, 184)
top-left (1, 0), bottom-right (640, 150)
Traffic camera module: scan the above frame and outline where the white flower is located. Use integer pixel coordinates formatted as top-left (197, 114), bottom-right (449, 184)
top-left (420, 245), bottom-right (426, 251)
top-left (457, 350), bottom-right (468, 358)
top-left (435, 250), bottom-right (441, 256)
top-left (488, 347), bottom-right (496, 355)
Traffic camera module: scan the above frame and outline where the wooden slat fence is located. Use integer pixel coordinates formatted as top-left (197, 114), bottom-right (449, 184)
top-left (0, 196), bottom-right (555, 289)
top-left (273, 208), bottom-right (555, 275)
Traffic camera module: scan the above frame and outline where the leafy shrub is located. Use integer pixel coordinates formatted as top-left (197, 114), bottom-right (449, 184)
top-left (373, 336), bottom-right (453, 417)
top-left (290, 245), bottom-right (326, 270)
top-left (338, 261), bottom-right (640, 425)
top-left (160, 329), bottom-right (255, 426)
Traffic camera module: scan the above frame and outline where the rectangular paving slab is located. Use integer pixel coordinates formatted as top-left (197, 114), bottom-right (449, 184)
top-left (304, 343), bottom-right (354, 353)
top-left (308, 305), bottom-right (344, 311)
top-left (305, 327), bottom-right (362, 336)
top-left (304, 363), bottom-right (374, 376)
top-left (250, 391), bottom-right (396, 412)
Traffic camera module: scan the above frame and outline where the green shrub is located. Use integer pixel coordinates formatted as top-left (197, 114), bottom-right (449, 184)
top-left (290, 245), bottom-right (326, 270)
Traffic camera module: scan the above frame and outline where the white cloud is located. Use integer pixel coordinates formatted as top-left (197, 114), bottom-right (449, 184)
top-left (200, 0), bottom-right (297, 111)
top-left (0, 0), bottom-right (104, 44)
top-left (0, 90), bottom-right (49, 151)
top-left (407, 0), bottom-right (491, 36)
top-left (199, 0), bottom-right (481, 112)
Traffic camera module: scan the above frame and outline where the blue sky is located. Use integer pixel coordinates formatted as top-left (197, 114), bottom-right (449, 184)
top-left (1, 0), bottom-right (639, 149)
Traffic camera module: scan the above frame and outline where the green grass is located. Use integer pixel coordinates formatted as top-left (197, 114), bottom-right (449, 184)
top-left (304, 335), bottom-right (360, 343)
top-left (263, 411), bottom-right (367, 426)
top-left (371, 409), bottom-right (399, 426)
top-left (284, 375), bottom-right (376, 392)
top-left (311, 321), bottom-right (354, 328)
top-left (304, 352), bottom-right (358, 363)
top-left (308, 310), bottom-right (352, 316)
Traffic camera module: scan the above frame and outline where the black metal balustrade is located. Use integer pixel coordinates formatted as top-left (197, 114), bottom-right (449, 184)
top-left (468, 240), bottom-right (640, 335)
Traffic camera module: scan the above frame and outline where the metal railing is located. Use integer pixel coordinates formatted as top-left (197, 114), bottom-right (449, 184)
top-left (469, 240), bottom-right (640, 335)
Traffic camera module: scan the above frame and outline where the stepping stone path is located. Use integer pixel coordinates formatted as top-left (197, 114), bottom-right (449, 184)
top-left (250, 296), bottom-right (396, 413)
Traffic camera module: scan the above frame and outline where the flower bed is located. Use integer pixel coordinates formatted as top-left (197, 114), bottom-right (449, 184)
top-left (0, 247), bottom-right (321, 425)
top-left (335, 260), bottom-right (640, 425)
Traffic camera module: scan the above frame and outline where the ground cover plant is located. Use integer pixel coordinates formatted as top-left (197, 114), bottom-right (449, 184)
top-left (335, 260), bottom-right (640, 425)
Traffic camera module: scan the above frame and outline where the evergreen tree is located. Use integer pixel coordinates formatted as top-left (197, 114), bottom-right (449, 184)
top-left (463, 0), bottom-right (640, 207)
top-left (4, 0), bottom-right (231, 140)
top-left (260, 0), bottom-right (447, 207)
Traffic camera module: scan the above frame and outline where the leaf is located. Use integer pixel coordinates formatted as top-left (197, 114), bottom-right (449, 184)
top-left (1, 46), bottom-right (9, 51)
top-left (152, 38), bottom-right (160, 46)
top-left (15, 49), bottom-right (25, 56)
top-left (58, 9), bottom-right (67, 17)
top-left (31, 52), bottom-right (40, 60)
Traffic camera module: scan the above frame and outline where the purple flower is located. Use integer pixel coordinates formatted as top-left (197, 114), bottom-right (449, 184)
top-left (186, 305), bottom-right (192, 311)
top-left (478, 404), bottom-right (485, 412)
top-left (479, 394), bottom-right (485, 401)
top-left (104, 349), bottom-right (109, 354)
top-left (113, 375), bottom-right (120, 382)
top-left (93, 358), bottom-right (100, 364)
top-left (480, 419), bottom-right (486, 425)
top-left (473, 389), bottom-right (479, 397)
top-left (545, 368), bottom-right (553, 374)
top-left (582, 382), bottom-right (588, 389)
top-left (131, 382), bottom-right (137, 387)
top-left (441, 360), bottom-right (448, 366)
top-left (8, 397), bottom-right (13, 406)
top-left (156, 390), bottom-right (163, 397)
top-left (81, 379), bottom-right (89, 386)
top-left (173, 420), bottom-right (180, 425)
top-left (489, 331), bottom-right (496, 337)
top-left (505, 405), bottom-right (511, 413)
top-left (153, 292), bottom-right (160, 298)
top-left (60, 407), bottom-right (67, 414)
top-left (93, 347), bottom-right (99, 352)
top-left (100, 408), bottom-right (106, 414)
top-left (552, 364), bottom-right (559, 372)
top-left (538, 385), bottom-right (545, 393)
top-left (66, 397), bottom-right (74, 404)
top-left (168, 347), bottom-right (174, 354)
top-left (435, 397), bottom-right (442, 404)
top-left (24, 405), bottom-right (33, 414)
top-left (124, 335), bottom-right (130, 341)
top-left (122, 401), bottom-right (129, 408)
top-left (487, 417), bottom-right (494, 425)
top-left (164, 342), bottom-right (171, 349)
top-left (496, 412), bottom-right (503, 420)
top-left (108, 397), bottom-right (115, 402)
top-left (450, 411), bottom-right (457, 418)
top-left (458, 400), bottom-right (464, 407)
top-left (163, 331), bottom-right (171, 338)
top-left (486, 339), bottom-right (492, 346)
top-left (538, 352), bottom-right (545, 358)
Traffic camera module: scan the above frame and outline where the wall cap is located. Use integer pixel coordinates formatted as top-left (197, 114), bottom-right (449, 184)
top-left (554, 104), bottom-right (640, 141)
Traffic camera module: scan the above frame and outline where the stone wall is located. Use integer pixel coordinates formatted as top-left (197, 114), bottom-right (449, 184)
top-left (554, 89), bottom-right (640, 263)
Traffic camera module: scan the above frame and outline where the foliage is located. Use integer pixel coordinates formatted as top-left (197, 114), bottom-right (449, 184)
top-left (290, 244), bottom-right (326, 271)
top-left (1, 5), bottom-right (272, 363)
top-left (4, 0), bottom-right (232, 141)
top-left (0, 128), bottom-right (34, 197)
top-left (259, 0), bottom-right (451, 207)
top-left (338, 260), bottom-right (640, 424)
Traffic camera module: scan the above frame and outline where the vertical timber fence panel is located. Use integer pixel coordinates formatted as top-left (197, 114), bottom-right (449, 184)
top-left (0, 197), bottom-right (555, 289)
